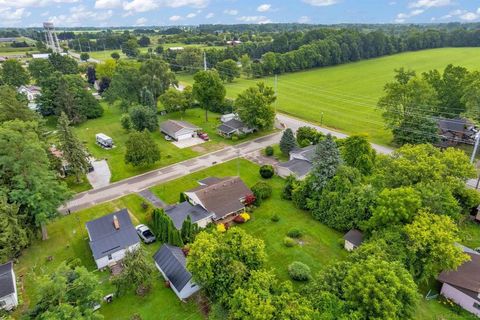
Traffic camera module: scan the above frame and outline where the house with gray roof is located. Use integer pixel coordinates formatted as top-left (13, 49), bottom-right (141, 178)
top-left (184, 176), bottom-right (253, 222)
top-left (153, 244), bottom-right (200, 300)
top-left (343, 229), bottom-right (364, 251)
top-left (217, 118), bottom-right (254, 138)
top-left (160, 120), bottom-right (201, 141)
top-left (0, 261), bottom-right (18, 311)
top-left (438, 246), bottom-right (480, 317)
top-left (276, 145), bottom-right (316, 180)
top-left (164, 201), bottom-right (214, 230)
top-left (86, 209), bottom-right (140, 269)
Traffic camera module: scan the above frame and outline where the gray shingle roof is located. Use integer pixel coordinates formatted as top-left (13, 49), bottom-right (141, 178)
top-left (186, 177), bottom-right (252, 219)
top-left (160, 120), bottom-right (200, 137)
top-left (217, 119), bottom-right (246, 134)
top-left (0, 261), bottom-right (15, 298)
top-left (277, 159), bottom-right (313, 178)
top-left (198, 177), bottom-right (223, 186)
top-left (344, 229), bottom-right (364, 247)
top-left (164, 201), bottom-right (213, 229)
top-left (291, 145), bottom-right (316, 161)
top-left (86, 209), bottom-right (139, 260)
top-left (153, 244), bottom-right (192, 292)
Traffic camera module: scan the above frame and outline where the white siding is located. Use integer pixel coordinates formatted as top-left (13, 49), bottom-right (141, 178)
top-left (94, 243), bottom-right (140, 269)
top-left (176, 132), bottom-right (194, 141)
top-left (154, 262), bottom-right (200, 300)
top-left (344, 240), bottom-right (356, 251)
top-left (196, 216), bottom-right (214, 229)
top-left (441, 283), bottom-right (480, 317)
top-left (0, 293), bottom-right (17, 311)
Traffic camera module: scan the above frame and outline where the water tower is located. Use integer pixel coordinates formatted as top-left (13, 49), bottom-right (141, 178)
top-left (43, 22), bottom-right (61, 53)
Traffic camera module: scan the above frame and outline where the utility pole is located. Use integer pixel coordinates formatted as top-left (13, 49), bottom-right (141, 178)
top-left (274, 74), bottom-right (278, 114)
top-left (203, 51), bottom-right (207, 71)
top-left (471, 132), bottom-right (480, 164)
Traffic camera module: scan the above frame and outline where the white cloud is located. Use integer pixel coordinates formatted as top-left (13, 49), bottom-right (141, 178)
top-left (95, 0), bottom-right (121, 9)
top-left (186, 12), bottom-right (196, 18)
top-left (205, 12), bottom-right (214, 18)
top-left (395, 8), bottom-right (424, 22)
top-left (40, 10), bottom-right (49, 16)
top-left (298, 16), bottom-right (310, 23)
top-left (122, 0), bottom-right (208, 13)
top-left (257, 4), bottom-right (271, 12)
top-left (408, 0), bottom-right (452, 8)
top-left (48, 6), bottom-right (112, 26)
top-left (135, 17), bottom-right (147, 25)
top-left (224, 9), bottom-right (238, 15)
top-left (0, 7), bottom-right (30, 25)
top-left (237, 15), bottom-right (271, 24)
top-left (0, 0), bottom-right (77, 8)
top-left (169, 15), bottom-right (182, 21)
top-left (303, 0), bottom-right (338, 7)
top-left (440, 8), bottom-right (480, 21)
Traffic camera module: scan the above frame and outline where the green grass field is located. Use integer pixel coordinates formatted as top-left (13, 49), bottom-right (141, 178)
top-left (177, 47), bottom-right (480, 145)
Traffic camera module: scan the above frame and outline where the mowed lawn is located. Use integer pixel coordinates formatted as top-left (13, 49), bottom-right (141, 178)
top-left (13, 194), bottom-right (202, 320)
top-left (178, 47), bottom-right (480, 145)
top-left (71, 103), bottom-right (272, 183)
top-left (150, 159), bottom-right (478, 319)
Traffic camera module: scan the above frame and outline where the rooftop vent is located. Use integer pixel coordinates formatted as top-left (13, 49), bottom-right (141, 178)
top-left (113, 215), bottom-right (120, 230)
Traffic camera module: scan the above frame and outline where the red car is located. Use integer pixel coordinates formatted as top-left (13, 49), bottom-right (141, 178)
top-left (198, 132), bottom-right (210, 141)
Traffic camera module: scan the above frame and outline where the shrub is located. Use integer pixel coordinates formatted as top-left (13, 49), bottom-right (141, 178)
top-left (271, 214), bottom-right (280, 222)
top-left (244, 194), bottom-right (256, 206)
top-left (265, 146), bottom-right (274, 156)
top-left (288, 261), bottom-right (311, 281)
top-left (251, 181), bottom-right (272, 204)
top-left (259, 165), bottom-right (274, 179)
top-left (284, 237), bottom-right (296, 247)
top-left (120, 114), bottom-right (132, 131)
top-left (240, 213), bottom-right (251, 222)
top-left (231, 135), bottom-right (239, 142)
top-left (282, 175), bottom-right (297, 200)
top-left (234, 215), bottom-right (246, 223)
top-left (217, 223), bottom-right (226, 233)
top-left (179, 192), bottom-right (186, 203)
top-left (287, 229), bottom-right (302, 238)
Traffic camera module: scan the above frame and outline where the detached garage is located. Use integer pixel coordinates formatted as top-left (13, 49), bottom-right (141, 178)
top-left (160, 120), bottom-right (201, 141)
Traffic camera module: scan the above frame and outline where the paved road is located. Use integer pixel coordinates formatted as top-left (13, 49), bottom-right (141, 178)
top-left (60, 113), bottom-right (479, 213)
top-left (60, 132), bottom-right (281, 213)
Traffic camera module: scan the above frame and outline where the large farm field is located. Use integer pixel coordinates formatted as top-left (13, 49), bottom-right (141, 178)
top-left (178, 47), bottom-right (480, 145)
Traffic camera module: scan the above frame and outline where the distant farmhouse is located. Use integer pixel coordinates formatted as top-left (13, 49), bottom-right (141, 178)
top-left (436, 118), bottom-right (478, 148)
top-left (0, 261), bottom-right (18, 311)
top-left (438, 245), bottom-right (480, 317)
top-left (217, 114), bottom-right (255, 138)
top-left (86, 209), bottom-right (140, 269)
top-left (276, 145), bottom-right (316, 180)
top-left (17, 85), bottom-right (41, 110)
top-left (153, 244), bottom-right (200, 300)
top-left (165, 177), bottom-right (253, 227)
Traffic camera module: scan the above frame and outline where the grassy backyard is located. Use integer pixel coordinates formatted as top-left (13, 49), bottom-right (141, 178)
top-left (13, 194), bottom-right (202, 320)
top-left (177, 47), bottom-right (480, 146)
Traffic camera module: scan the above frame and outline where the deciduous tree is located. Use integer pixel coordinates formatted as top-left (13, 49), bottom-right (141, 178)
top-left (192, 69), bottom-right (226, 121)
top-left (216, 59), bottom-right (240, 83)
top-left (128, 104), bottom-right (158, 132)
top-left (235, 82), bottom-right (276, 130)
top-left (124, 130), bottom-right (160, 167)
top-left (1, 59), bottom-right (29, 87)
top-left (341, 135), bottom-right (376, 175)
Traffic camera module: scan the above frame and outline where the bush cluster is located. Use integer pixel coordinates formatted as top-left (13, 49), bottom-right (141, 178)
top-left (259, 165), bottom-right (274, 179)
top-left (288, 261), bottom-right (311, 281)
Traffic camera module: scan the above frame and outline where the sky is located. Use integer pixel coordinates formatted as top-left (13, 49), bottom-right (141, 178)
top-left (0, 0), bottom-right (479, 28)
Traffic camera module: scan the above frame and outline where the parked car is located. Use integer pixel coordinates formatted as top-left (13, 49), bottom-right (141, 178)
top-left (198, 132), bottom-right (210, 141)
top-left (164, 135), bottom-right (173, 141)
top-left (135, 224), bottom-right (156, 244)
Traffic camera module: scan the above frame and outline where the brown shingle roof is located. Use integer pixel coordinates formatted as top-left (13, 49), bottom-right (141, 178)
top-left (438, 253), bottom-right (480, 293)
top-left (186, 177), bottom-right (252, 219)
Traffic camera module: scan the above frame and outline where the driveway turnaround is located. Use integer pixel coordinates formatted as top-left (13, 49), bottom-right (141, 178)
top-left (86, 159), bottom-right (111, 189)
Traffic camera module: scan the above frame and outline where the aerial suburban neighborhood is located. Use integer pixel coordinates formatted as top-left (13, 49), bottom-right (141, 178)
top-left (1, 1), bottom-right (480, 319)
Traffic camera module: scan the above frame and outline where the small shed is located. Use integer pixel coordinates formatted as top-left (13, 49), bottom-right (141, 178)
top-left (343, 229), bottom-right (364, 251)
top-left (0, 261), bottom-right (18, 311)
top-left (153, 244), bottom-right (200, 300)
top-left (160, 120), bottom-right (201, 141)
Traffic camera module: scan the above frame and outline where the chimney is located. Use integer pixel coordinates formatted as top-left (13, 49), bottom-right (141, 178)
top-left (113, 215), bottom-right (120, 230)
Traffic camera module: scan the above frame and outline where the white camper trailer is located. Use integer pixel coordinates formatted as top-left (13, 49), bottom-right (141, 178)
top-left (96, 133), bottom-right (114, 149)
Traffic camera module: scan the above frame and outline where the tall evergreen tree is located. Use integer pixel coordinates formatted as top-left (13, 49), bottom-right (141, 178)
top-left (86, 66), bottom-right (96, 85)
top-left (140, 87), bottom-right (156, 111)
top-left (0, 193), bottom-right (28, 262)
top-left (279, 128), bottom-right (296, 155)
top-left (307, 134), bottom-right (341, 195)
top-left (57, 112), bottom-right (90, 183)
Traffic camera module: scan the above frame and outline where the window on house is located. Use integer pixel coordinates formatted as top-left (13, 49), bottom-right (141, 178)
top-left (191, 283), bottom-right (197, 288)
top-left (474, 302), bottom-right (480, 310)
top-left (108, 254), bottom-right (113, 260)
top-left (0, 300), bottom-right (6, 307)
